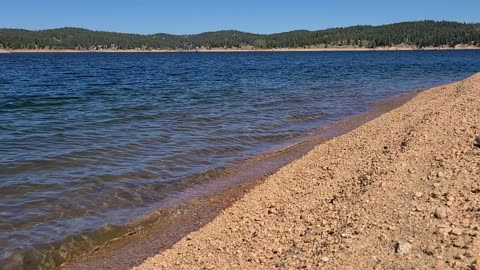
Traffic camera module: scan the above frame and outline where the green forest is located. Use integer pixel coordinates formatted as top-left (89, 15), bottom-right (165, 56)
top-left (1, 21), bottom-right (479, 50)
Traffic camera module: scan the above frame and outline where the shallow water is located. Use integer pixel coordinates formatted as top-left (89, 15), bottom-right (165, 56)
top-left (1, 51), bottom-right (480, 268)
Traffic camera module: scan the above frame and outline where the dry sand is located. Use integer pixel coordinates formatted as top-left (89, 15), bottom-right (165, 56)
top-left (1, 46), bottom-right (479, 54)
top-left (0, 49), bottom-right (173, 53)
top-left (133, 73), bottom-right (480, 270)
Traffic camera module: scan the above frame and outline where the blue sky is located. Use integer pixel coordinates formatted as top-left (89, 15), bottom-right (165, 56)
top-left (1, 0), bottom-right (479, 34)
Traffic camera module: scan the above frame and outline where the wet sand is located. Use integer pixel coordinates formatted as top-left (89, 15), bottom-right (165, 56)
top-left (132, 73), bottom-right (480, 269)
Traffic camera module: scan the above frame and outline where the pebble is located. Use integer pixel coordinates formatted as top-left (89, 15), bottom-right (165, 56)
top-left (414, 205), bottom-right (425, 212)
top-left (434, 207), bottom-right (448, 219)
top-left (450, 227), bottom-right (463, 236)
top-left (395, 241), bottom-right (412, 255)
top-left (475, 136), bottom-right (480, 146)
top-left (359, 174), bottom-right (372, 186)
top-left (437, 227), bottom-right (452, 235)
top-left (452, 239), bottom-right (465, 248)
top-left (320, 256), bottom-right (329, 262)
top-left (423, 246), bottom-right (435, 256)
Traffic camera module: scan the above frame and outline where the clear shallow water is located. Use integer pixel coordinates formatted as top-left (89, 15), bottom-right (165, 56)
top-left (1, 51), bottom-right (480, 268)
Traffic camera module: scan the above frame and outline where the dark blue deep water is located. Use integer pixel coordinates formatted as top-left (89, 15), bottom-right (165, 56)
top-left (1, 51), bottom-right (480, 268)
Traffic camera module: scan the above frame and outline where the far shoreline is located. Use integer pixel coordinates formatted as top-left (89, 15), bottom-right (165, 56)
top-left (1, 46), bottom-right (480, 54)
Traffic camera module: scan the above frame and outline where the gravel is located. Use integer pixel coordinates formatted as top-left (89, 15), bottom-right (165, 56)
top-left (134, 73), bottom-right (480, 270)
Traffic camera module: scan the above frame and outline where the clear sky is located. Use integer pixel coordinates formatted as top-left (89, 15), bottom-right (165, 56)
top-left (1, 0), bottom-right (479, 34)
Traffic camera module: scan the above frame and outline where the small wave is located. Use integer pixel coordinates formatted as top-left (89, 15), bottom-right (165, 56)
top-left (0, 96), bottom-right (83, 111)
top-left (286, 112), bottom-right (328, 123)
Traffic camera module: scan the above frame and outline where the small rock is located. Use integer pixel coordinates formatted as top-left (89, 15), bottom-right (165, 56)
top-left (475, 136), bottom-right (480, 147)
top-left (451, 227), bottom-right (464, 236)
top-left (434, 207), bottom-right (448, 219)
top-left (468, 263), bottom-right (479, 270)
top-left (414, 192), bottom-right (424, 198)
top-left (320, 256), bottom-right (329, 262)
top-left (359, 174), bottom-right (372, 186)
top-left (267, 208), bottom-right (277, 215)
top-left (431, 191), bottom-right (442, 199)
top-left (423, 246), bottom-right (435, 256)
top-left (395, 241), bottom-right (412, 256)
top-left (452, 239), bottom-right (465, 248)
top-left (437, 227), bottom-right (452, 235)
top-left (461, 218), bottom-right (471, 228)
top-left (414, 205), bottom-right (425, 212)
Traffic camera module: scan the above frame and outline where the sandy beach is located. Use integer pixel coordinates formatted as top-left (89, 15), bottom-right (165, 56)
top-left (1, 46), bottom-right (479, 54)
top-left (131, 73), bottom-right (480, 269)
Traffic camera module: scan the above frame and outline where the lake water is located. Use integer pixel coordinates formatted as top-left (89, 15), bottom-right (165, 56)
top-left (1, 50), bottom-right (480, 268)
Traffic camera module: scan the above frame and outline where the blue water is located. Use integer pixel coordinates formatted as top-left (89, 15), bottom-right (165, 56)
top-left (1, 51), bottom-right (480, 268)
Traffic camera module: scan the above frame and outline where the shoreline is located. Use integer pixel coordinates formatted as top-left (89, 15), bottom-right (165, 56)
top-left (130, 73), bottom-right (480, 269)
top-left (63, 90), bottom-right (420, 270)
top-left (1, 46), bottom-right (480, 54)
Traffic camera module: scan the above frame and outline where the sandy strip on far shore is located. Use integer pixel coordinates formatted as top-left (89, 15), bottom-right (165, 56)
top-left (132, 73), bottom-right (480, 269)
top-left (1, 46), bottom-right (480, 54)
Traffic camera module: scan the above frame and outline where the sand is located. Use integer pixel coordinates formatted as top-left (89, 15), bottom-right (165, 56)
top-left (0, 49), bottom-right (172, 53)
top-left (0, 46), bottom-right (479, 54)
top-left (133, 73), bottom-right (480, 269)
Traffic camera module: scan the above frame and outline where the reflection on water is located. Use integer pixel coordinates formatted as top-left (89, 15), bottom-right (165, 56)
top-left (1, 51), bottom-right (480, 268)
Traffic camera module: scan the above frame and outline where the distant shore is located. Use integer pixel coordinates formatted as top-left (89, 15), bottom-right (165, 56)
top-left (1, 45), bottom-right (480, 54)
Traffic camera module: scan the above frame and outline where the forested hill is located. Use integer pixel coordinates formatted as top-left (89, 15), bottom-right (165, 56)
top-left (1, 21), bottom-right (480, 50)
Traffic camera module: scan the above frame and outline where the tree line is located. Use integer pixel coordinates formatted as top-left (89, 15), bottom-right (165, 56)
top-left (0, 21), bottom-right (479, 50)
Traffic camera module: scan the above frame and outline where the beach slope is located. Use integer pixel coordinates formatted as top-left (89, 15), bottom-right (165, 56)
top-left (134, 73), bottom-right (480, 269)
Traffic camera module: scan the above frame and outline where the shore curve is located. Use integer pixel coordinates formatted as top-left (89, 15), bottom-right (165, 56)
top-left (134, 73), bottom-right (480, 269)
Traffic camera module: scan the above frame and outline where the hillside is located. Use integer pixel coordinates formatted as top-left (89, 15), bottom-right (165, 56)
top-left (1, 21), bottom-right (480, 50)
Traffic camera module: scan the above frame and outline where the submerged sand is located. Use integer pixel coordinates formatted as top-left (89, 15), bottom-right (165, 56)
top-left (133, 73), bottom-right (480, 269)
